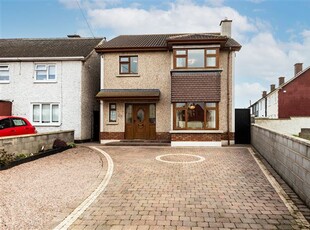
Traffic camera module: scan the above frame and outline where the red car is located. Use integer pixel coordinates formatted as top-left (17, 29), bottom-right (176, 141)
top-left (0, 116), bottom-right (37, 137)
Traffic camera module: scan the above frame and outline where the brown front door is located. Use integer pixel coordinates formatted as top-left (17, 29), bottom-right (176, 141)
top-left (125, 104), bottom-right (156, 140)
top-left (133, 104), bottom-right (148, 139)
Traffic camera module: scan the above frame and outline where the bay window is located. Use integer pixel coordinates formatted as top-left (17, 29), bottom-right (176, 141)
top-left (174, 102), bottom-right (218, 130)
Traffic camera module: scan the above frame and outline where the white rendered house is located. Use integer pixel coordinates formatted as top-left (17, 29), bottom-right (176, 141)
top-left (0, 37), bottom-right (103, 141)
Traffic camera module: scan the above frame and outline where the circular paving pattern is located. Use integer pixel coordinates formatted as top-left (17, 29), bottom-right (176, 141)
top-left (156, 154), bottom-right (205, 164)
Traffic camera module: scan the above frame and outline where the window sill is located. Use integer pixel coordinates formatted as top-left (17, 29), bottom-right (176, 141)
top-left (171, 69), bottom-right (223, 72)
top-left (34, 80), bottom-right (57, 83)
top-left (0, 81), bottom-right (10, 84)
top-left (170, 130), bottom-right (223, 134)
top-left (116, 74), bottom-right (140, 78)
top-left (34, 123), bottom-right (61, 127)
top-left (107, 122), bottom-right (119, 125)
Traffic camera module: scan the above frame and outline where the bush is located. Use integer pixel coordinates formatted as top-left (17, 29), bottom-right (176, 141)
top-left (0, 149), bottom-right (15, 166)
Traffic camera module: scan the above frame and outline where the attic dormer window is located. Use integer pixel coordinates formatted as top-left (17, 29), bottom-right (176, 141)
top-left (174, 48), bottom-right (219, 69)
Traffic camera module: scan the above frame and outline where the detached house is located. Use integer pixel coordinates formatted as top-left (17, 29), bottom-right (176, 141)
top-left (95, 20), bottom-right (241, 146)
top-left (0, 36), bottom-right (103, 141)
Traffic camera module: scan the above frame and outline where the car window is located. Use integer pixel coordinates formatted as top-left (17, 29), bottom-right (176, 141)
top-left (12, 118), bottom-right (27, 127)
top-left (0, 118), bottom-right (12, 129)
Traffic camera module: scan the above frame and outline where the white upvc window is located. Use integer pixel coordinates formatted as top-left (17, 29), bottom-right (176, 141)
top-left (0, 65), bottom-right (10, 83)
top-left (32, 103), bottom-right (60, 125)
top-left (34, 64), bottom-right (56, 81)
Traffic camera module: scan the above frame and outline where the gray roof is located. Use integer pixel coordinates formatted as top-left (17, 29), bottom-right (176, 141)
top-left (96, 33), bottom-right (241, 52)
top-left (0, 38), bottom-right (103, 58)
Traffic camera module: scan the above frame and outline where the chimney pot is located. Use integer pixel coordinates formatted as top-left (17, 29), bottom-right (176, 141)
top-left (262, 91), bottom-right (267, 98)
top-left (220, 19), bottom-right (232, 37)
top-left (278, 77), bottom-right (285, 86)
top-left (294, 63), bottom-right (303, 76)
top-left (270, 84), bottom-right (276, 92)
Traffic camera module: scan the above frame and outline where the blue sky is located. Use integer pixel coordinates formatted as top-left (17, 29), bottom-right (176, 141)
top-left (1, 0), bottom-right (310, 108)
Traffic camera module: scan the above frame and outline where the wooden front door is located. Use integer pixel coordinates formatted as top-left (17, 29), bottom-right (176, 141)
top-left (133, 104), bottom-right (148, 139)
top-left (125, 104), bottom-right (156, 140)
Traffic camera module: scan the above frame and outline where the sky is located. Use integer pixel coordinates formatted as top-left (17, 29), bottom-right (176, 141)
top-left (1, 0), bottom-right (310, 108)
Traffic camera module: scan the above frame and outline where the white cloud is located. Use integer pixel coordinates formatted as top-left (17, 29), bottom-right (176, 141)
top-left (235, 82), bottom-right (265, 108)
top-left (87, 2), bottom-right (255, 38)
top-left (58, 0), bottom-right (310, 108)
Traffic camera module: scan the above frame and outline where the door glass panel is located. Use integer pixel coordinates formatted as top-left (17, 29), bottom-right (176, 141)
top-left (149, 104), bottom-right (156, 124)
top-left (125, 104), bottom-right (133, 124)
top-left (137, 109), bottom-right (144, 122)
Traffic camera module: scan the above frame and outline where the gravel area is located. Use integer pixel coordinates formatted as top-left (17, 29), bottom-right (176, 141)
top-left (0, 146), bottom-right (106, 230)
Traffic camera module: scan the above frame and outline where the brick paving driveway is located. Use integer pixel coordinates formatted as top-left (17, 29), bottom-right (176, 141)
top-left (68, 147), bottom-right (305, 230)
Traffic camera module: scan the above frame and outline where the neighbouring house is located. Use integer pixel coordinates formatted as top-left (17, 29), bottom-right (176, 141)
top-left (250, 63), bottom-right (310, 119)
top-left (95, 19), bottom-right (241, 146)
top-left (0, 36), bottom-right (104, 141)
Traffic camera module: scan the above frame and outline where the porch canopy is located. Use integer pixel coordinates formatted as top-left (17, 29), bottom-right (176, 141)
top-left (96, 89), bottom-right (160, 101)
top-left (171, 71), bottom-right (221, 102)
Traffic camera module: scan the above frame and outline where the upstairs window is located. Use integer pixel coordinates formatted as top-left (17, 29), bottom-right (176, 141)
top-left (35, 64), bottom-right (56, 81)
top-left (0, 65), bottom-right (10, 83)
top-left (119, 56), bottom-right (138, 74)
top-left (174, 48), bottom-right (219, 69)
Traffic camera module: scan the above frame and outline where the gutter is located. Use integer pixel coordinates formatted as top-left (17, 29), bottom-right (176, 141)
top-left (227, 48), bottom-right (231, 145)
top-left (0, 57), bottom-right (85, 62)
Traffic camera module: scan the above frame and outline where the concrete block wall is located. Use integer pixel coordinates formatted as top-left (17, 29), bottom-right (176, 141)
top-left (251, 124), bottom-right (310, 207)
top-left (0, 130), bottom-right (74, 156)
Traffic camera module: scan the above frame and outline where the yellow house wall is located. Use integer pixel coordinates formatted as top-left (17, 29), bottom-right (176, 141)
top-left (102, 51), bottom-right (172, 133)
top-left (101, 49), bottom-right (234, 135)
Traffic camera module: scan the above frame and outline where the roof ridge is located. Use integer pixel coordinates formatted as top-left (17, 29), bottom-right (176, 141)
top-left (0, 37), bottom-right (103, 41)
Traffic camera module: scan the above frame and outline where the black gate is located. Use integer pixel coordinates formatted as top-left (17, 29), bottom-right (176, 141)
top-left (235, 108), bottom-right (251, 144)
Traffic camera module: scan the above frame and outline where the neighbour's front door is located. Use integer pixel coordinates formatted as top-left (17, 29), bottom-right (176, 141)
top-left (133, 104), bottom-right (148, 139)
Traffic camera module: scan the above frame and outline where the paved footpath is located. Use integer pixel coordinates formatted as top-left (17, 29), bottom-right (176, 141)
top-left (62, 146), bottom-right (309, 230)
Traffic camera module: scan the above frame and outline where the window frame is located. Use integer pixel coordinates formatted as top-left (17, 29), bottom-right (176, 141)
top-left (31, 103), bottom-right (60, 126)
top-left (173, 102), bottom-right (219, 130)
top-left (119, 56), bottom-right (138, 74)
top-left (0, 65), bottom-right (10, 83)
top-left (109, 103), bottom-right (117, 122)
top-left (173, 48), bottom-right (219, 69)
top-left (34, 63), bottom-right (57, 82)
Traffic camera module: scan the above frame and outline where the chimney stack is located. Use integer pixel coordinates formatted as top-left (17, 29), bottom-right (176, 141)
top-left (270, 84), bottom-right (276, 92)
top-left (262, 91), bottom-right (267, 98)
top-left (220, 19), bottom-right (232, 37)
top-left (67, 34), bottom-right (81, 38)
top-left (294, 63), bottom-right (303, 76)
top-left (278, 77), bottom-right (285, 86)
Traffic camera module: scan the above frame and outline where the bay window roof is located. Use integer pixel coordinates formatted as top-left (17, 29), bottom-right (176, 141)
top-left (171, 72), bottom-right (221, 102)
